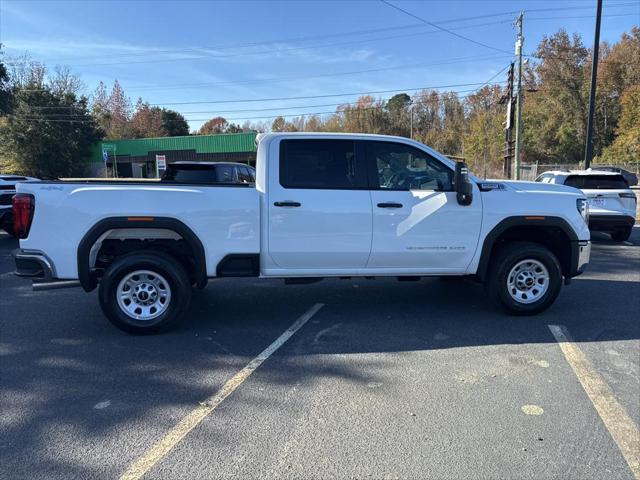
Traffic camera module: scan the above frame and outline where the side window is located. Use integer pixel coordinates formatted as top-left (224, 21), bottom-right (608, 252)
top-left (537, 174), bottom-right (553, 183)
top-left (280, 139), bottom-right (366, 190)
top-left (214, 165), bottom-right (237, 183)
top-left (238, 166), bottom-right (253, 183)
top-left (366, 141), bottom-right (453, 191)
top-left (247, 166), bottom-right (256, 182)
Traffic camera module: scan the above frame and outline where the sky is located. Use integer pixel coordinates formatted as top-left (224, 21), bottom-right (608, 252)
top-left (0, 0), bottom-right (638, 131)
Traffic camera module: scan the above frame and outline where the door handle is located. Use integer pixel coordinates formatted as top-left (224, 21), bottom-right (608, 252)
top-left (274, 201), bottom-right (301, 207)
top-left (377, 202), bottom-right (403, 208)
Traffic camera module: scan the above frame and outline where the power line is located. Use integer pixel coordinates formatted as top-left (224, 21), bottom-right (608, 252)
top-left (380, 0), bottom-right (513, 54)
top-left (149, 81), bottom-right (509, 107)
top-left (10, 82), bottom-right (509, 123)
top-left (18, 86), bottom-right (506, 119)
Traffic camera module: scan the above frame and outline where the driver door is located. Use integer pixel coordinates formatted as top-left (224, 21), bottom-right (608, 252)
top-left (364, 140), bottom-right (482, 272)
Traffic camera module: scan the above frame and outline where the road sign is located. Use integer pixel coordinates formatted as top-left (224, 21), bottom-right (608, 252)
top-left (102, 150), bottom-right (109, 163)
top-left (156, 155), bottom-right (167, 170)
top-left (155, 155), bottom-right (167, 178)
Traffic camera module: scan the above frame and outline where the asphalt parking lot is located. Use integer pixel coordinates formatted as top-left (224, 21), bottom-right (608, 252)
top-left (1, 228), bottom-right (639, 480)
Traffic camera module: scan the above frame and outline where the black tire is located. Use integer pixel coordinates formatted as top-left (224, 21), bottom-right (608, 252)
top-left (98, 250), bottom-right (192, 334)
top-left (610, 227), bottom-right (632, 242)
top-left (486, 242), bottom-right (562, 316)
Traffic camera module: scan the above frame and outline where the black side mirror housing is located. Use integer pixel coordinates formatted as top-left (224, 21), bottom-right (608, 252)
top-left (455, 162), bottom-right (473, 206)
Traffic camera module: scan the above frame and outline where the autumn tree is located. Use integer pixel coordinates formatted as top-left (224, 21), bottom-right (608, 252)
top-left (597, 85), bottom-right (640, 165)
top-left (199, 116), bottom-right (229, 134)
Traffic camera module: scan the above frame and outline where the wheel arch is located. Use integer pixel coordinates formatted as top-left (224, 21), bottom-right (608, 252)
top-left (77, 216), bottom-right (207, 291)
top-left (476, 216), bottom-right (578, 282)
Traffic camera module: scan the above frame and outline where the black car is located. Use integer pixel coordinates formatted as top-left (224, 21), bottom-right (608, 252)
top-left (161, 162), bottom-right (256, 185)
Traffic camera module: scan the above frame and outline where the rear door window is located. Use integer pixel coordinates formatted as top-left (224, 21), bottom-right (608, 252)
top-left (564, 175), bottom-right (628, 189)
top-left (279, 139), bottom-right (366, 190)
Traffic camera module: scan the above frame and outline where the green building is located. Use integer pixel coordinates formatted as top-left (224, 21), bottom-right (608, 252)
top-left (91, 132), bottom-right (258, 178)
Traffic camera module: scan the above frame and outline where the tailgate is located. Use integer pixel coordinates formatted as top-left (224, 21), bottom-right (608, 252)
top-left (582, 189), bottom-right (636, 215)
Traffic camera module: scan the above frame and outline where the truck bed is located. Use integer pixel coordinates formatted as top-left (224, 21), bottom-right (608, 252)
top-left (17, 181), bottom-right (260, 279)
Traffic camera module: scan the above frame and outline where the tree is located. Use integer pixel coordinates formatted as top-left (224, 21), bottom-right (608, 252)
top-left (91, 81), bottom-right (111, 134)
top-left (522, 30), bottom-right (590, 163)
top-left (271, 116), bottom-right (287, 132)
top-left (106, 80), bottom-right (131, 139)
top-left (0, 83), bottom-right (101, 177)
top-left (199, 116), bottom-right (228, 134)
top-left (0, 53), bottom-right (11, 115)
top-left (597, 85), bottom-right (640, 165)
top-left (386, 93), bottom-right (411, 137)
top-left (161, 109), bottom-right (189, 136)
top-left (130, 99), bottom-right (165, 138)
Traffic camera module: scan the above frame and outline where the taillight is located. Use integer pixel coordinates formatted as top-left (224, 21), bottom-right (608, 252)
top-left (12, 193), bottom-right (35, 239)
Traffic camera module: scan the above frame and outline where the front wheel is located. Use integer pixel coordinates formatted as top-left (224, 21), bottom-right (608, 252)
top-left (98, 251), bottom-right (192, 334)
top-left (487, 242), bottom-right (562, 316)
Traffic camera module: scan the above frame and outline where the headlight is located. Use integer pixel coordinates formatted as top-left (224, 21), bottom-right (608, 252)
top-left (576, 198), bottom-right (589, 223)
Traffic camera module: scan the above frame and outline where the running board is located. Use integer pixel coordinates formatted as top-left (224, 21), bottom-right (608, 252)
top-left (33, 280), bottom-right (82, 291)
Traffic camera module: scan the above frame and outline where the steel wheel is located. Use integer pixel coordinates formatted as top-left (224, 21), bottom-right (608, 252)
top-left (116, 270), bottom-right (172, 321)
top-left (506, 259), bottom-right (549, 305)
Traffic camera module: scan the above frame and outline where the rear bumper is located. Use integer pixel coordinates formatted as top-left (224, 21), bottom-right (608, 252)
top-left (589, 215), bottom-right (635, 231)
top-left (13, 249), bottom-right (57, 280)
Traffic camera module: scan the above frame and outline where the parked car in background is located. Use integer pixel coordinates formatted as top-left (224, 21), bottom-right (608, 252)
top-left (590, 166), bottom-right (638, 187)
top-left (0, 174), bottom-right (40, 236)
top-left (536, 169), bottom-right (636, 241)
top-left (161, 162), bottom-right (255, 184)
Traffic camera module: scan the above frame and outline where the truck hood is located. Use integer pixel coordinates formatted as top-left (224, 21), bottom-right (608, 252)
top-left (488, 179), bottom-right (582, 196)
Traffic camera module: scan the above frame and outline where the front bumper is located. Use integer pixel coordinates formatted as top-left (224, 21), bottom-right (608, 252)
top-left (568, 240), bottom-right (591, 279)
top-left (589, 215), bottom-right (635, 231)
top-left (13, 249), bottom-right (57, 280)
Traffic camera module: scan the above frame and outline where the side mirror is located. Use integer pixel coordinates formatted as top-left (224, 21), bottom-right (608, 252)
top-left (455, 162), bottom-right (473, 206)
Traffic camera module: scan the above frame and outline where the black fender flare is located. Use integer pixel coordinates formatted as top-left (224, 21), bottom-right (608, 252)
top-left (475, 216), bottom-right (579, 282)
top-left (77, 216), bottom-right (207, 291)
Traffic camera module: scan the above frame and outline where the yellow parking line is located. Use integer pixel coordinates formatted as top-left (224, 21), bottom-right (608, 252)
top-left (548, 324), bottom-right (640, 480)
top-left (120, 303), bottom-right (325, 480)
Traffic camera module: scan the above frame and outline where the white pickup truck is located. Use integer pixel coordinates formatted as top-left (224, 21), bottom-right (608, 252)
top-left (13, 133), bottom-right (591, 333)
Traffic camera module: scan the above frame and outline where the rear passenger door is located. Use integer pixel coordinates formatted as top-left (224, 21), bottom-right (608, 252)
top-left (267, 138), bottom-right (372, 270)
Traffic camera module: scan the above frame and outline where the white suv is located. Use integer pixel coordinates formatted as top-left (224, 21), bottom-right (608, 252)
top-left (536, 169), bottom-right (637, 241)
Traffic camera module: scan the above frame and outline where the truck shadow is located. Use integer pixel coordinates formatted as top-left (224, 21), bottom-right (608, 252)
top-left (0, 230), bottom-right (638, 478)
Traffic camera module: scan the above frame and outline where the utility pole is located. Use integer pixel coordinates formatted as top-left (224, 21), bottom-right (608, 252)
top-left (513, 12), bottom-right (524, 180)
top-left (584, 0), bottom-right (603, 169)
top-left (502, 62), bottom-right (515, 178)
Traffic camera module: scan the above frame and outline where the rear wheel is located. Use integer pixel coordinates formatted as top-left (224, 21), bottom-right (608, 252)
top-left (611, 226), bottom-right (632, 242)
top-left (487, 242), bottom-right (562, 315)
top-left (98, 251), bottom-right (192, 334)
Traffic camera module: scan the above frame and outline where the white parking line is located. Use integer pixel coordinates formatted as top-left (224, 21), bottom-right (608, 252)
top-left (120, 303), bottom-right (325, 480)
top-left (548, 324), bottom-right (640, 480)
